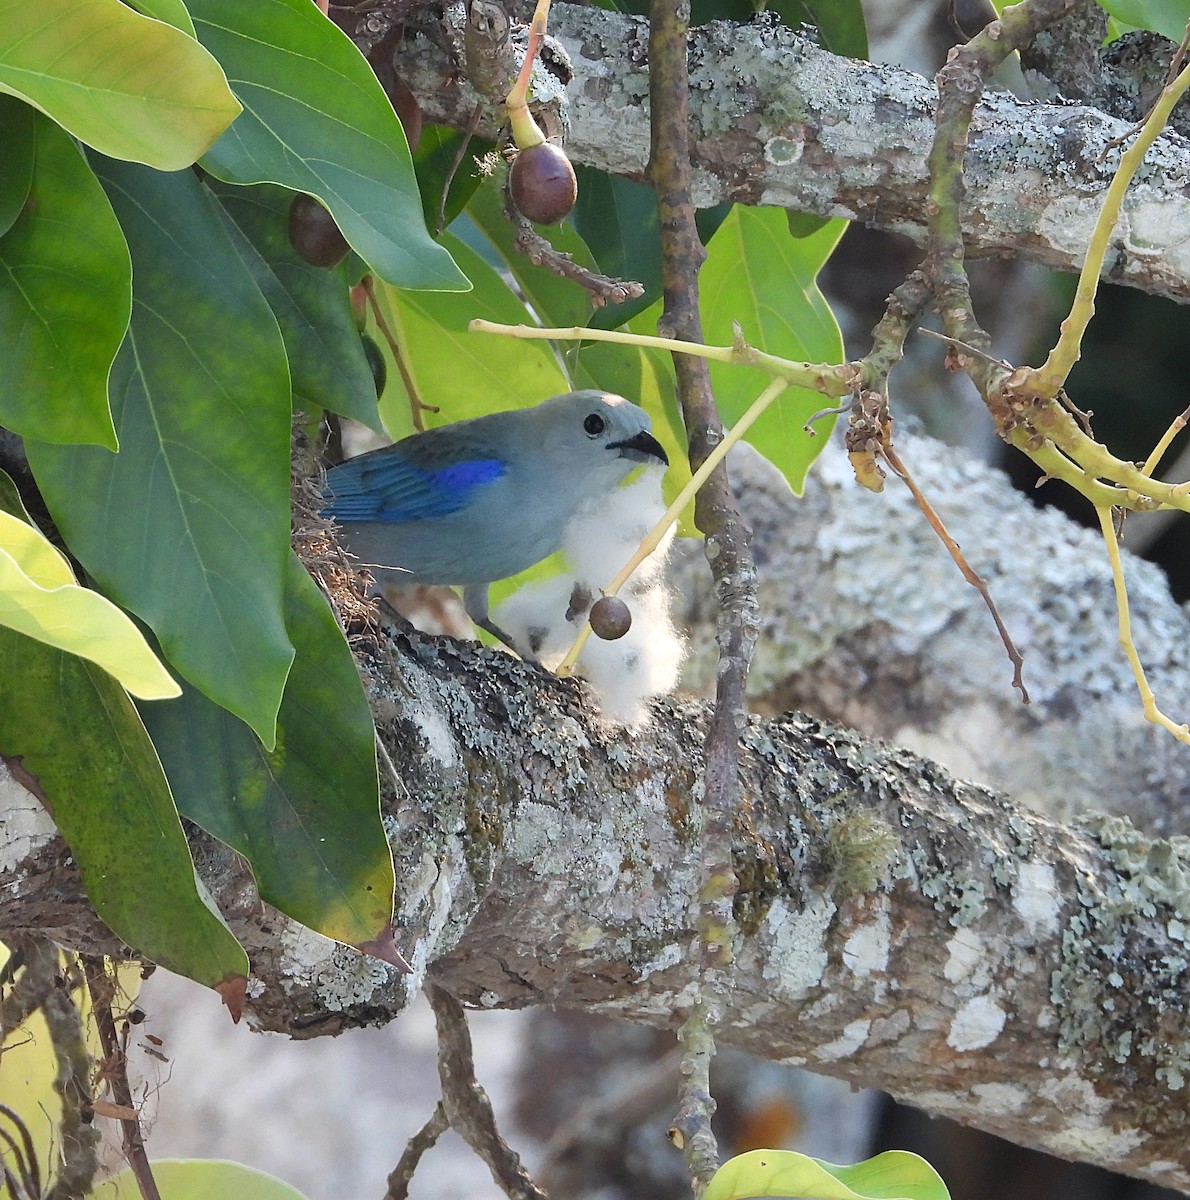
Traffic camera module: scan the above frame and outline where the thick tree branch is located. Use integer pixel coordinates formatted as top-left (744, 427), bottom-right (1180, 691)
top-left (6, 435), bottom-right (1190, 1189)
top-left (389, 4), bottom-right (1190, 302)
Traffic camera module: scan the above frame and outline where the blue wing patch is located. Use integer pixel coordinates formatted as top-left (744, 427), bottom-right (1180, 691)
top-left (323, 451), bottom-right (506, 523)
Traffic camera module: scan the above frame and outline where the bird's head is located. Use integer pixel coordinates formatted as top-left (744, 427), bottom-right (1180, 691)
top-left (536, 391), bottom-right (669, 490)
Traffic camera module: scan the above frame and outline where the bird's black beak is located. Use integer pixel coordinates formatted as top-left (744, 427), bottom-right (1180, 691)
top-left (610, 430), bottom-right (669, 467)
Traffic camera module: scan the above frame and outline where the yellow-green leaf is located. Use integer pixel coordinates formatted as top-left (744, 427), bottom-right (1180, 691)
top-left (93, 1160), bottom-right (312, 1200)
top-left (0, 0), bottom-right (240, 169)
top-left (704, 1150), bottom-right (951, 1200)
top-left (0, 506), bottom-right (73, 588)
top-left (0, 534), bottom-right (180, 700)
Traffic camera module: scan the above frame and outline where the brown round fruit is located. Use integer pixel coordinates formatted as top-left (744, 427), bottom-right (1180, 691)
top-left (508, 142), bottom-right (578, 225)
top-left (288, 194), bottom-right (349, 269)
top-left (590, 595), bottom-right (632, 641)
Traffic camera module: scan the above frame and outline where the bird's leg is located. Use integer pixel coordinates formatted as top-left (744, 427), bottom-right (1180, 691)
top-left (462, 582), bottom-right (531, 659)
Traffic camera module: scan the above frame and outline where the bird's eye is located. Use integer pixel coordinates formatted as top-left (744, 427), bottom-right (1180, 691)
top-left (583, 413), bottom-right (607, 437)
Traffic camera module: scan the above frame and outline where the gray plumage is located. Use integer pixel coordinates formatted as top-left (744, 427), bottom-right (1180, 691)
top-left (322, 390), bottom-right (668, 645)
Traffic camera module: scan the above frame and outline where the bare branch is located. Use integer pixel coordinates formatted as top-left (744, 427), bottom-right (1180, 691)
top-left (390, 3), bottom-right (1190, 302)
top-left (427, 986), bottom-right (548, 1200)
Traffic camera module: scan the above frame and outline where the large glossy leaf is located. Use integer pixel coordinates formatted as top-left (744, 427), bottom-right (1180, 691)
top-left (0, 524), bottom-right (179, 701)
top-left (0, 94), bottom-right (34, 237)
top-left (573, 168), bottom-right (664, 331)
top-left (94, 1160), bottom-right (312, 1200)
top-left (0, 628), bottom-right (248, 996)
top-left (467, 180), bottom-right (606, 332)
top-left (704, 1150), bottom-right (949, 1200)
top-left (207, 179), bottom-right (382, 429)
top-left (25, 157), bottom-right (294, 747)
top-left (0, 472), bottom-right (178, 698)
top-left (142, 555), bottom-right (395, 949)
top-left (372, 232), bottom-right (569, 438)
top-left (191, 0), bottom-right (467, 292)
top-left (700, 206), bottom-right (845, 494)
top-left (0, 0), bottom-right (240, 169)
top-left (0, 103), bottom-right (126, 448)
top-left (1094, 0), bottom-right (1190, 40)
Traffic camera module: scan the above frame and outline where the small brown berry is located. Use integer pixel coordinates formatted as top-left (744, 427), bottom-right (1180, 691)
top-left (509, 142), bottom-right (577, 225)
top-left (288, 194), bottom-right (349, 268)
top-left (590, 595), bottom-right (631, 640)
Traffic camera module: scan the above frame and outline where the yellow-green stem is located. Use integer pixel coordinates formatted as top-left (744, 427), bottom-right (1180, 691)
top-left (1094, 505), bottom-right (1190, 745)
top-left (1142, 407), bottom-right (1190, 477)
top-left (468, 319), bottom-right (853, 395)
top-left (505, 0), bottom-right (551, 149)
top-left (1033, 61), bottom-right (1190, 394)
top-left (556, 378), bottom-right (790, 676)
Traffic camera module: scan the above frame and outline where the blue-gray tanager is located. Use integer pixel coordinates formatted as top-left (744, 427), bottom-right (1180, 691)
top-left (321, 390), bottom-right (669, 648)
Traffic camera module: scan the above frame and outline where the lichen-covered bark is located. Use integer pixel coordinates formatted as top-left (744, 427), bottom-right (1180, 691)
top-left (390, 4), bottom-right (1190, 302)
top-left (671, 439), bottom-right (1190, 837)
top-left (5, 479), bottom-right (1190, 1187)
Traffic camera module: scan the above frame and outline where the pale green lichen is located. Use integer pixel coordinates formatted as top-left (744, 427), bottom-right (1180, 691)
top-left (1050, 814), bottom-right (1190, 1092)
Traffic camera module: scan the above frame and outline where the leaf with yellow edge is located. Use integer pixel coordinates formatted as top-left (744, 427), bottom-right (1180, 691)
top-left (0, 508), bottom-right (180, 700)
top-left (703, 1150), bottom-right (951, 1200)
top-left (92, 1159), bottom-right (312, 1200)
top-left (0, 0), bottom-right (240, 170)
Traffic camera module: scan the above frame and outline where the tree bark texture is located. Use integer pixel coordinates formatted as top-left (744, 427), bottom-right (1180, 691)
top-left (389, 3), bottom-right (1190, 303)
top-left (6, 437), bottom-right (1190, 1189)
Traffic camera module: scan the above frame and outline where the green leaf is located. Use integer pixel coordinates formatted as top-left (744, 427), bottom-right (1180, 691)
top-left (0, 511), bottom-right (180, 700)
top-left (1093, 0), bottom-right (1190, 40)
top-left (572, 168), bottom-right (664, 331)
top-left (372, 233), bottom-right (569, 438)
top-left (0, 629), bottom-right (248, 994)
top-left (142, 555), bottom-right (395, 949)
top-left (703, 1150), bottom-right (950, 1200)
top-left (0, 103), bottom-right (126, 449)
top-left (126, 0), bottom-right (197, 36)
top-left (0, 94), bottom-right (35, 238)
top-left (414, 124), bottom-right (496, 235)
top-left (25, 157), bottom-right (294, 748)
top-left (190, 0), bottom-right (468, 292)
top-left (700, 206), bottom-right (845, 494)
top-left (784, 0), bottom-right (868, 58)
top-left (466, 179), bottom-right (603, 331)
top-left (0, 0), bottom-right (240, 169)
top-left (207, 179), bottom-right (382, 429)
top-left (93, 1159), bottom-right (312, 1200)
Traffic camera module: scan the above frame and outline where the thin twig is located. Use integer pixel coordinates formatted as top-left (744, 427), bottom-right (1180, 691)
top-left (427, 985), bottom-right (548, 1200)
top-left (502, 185), bottom-right (645, 308)
top-left (382, 1101), bottom-right (449, 1200)
top-left (83, 958), bottom-right (159, 1200)
top-left (880, 443), bottom-right (1030, 704)
top-left (362, 276), bottom-right (436, 431)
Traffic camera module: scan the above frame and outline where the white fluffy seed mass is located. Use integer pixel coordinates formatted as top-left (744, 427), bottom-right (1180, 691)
top-left (495, 475), bottom-right (685, 725)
